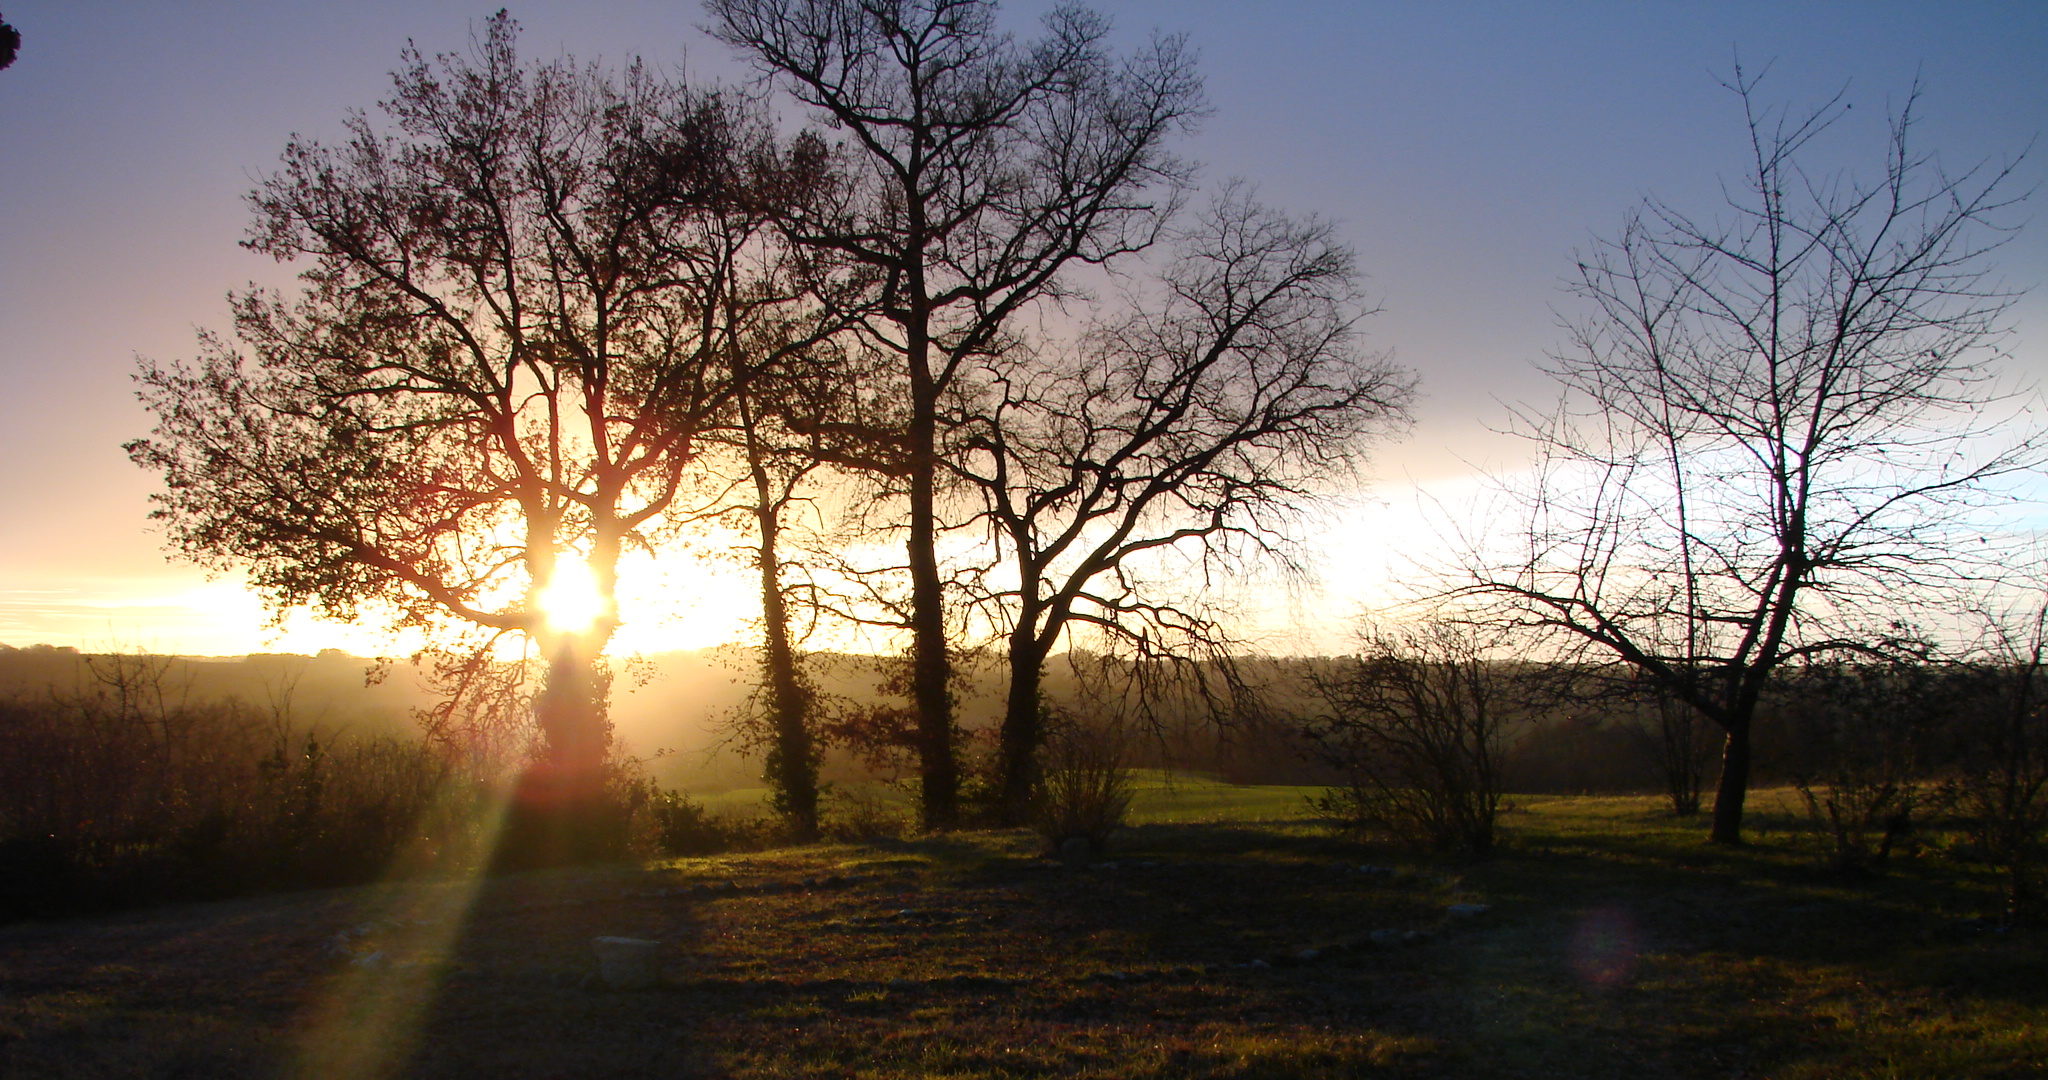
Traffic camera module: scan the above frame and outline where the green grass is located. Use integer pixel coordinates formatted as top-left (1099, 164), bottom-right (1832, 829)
top-left (1124, 770), bottom-right (1323, 824)
top-left (1, 788), bottom-right (2041, 1078)
top-left (688, 770), bottom-right (1323, 826)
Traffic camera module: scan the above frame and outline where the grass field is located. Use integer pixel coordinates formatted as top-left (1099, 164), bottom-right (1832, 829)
top-left (694, 771), bottom-right (1321, 828)
top-left (1, 787), bottom-right (2041, 1078)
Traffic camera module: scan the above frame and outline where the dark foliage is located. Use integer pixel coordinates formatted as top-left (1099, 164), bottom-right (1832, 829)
top-left (0, 667), bottom-right (483, 918)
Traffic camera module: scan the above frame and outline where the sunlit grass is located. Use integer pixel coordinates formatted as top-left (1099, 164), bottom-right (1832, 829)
top-left (1124, 770), bottom-right (1322, 824)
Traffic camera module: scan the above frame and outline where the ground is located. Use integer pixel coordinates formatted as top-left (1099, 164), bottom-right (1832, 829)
top-left (1, 788), bottom-right (2042, 1078)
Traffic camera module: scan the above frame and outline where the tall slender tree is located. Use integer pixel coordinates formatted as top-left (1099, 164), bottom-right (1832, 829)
top-left (707, 0), bottom-right (1204, 827)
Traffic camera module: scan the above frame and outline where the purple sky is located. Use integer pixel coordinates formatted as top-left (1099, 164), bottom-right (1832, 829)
top-left (1, 1), bottom-right (2043, 654)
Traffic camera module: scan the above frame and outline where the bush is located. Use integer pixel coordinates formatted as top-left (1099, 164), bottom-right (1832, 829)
top-left (1028, 723), bottom-right (1133, 856)
top-left (1942, 622), bottom-right (2048, 923)
top-left (643, 790), bottom-right (734, 856)
top-left (821, 786), bottom-right (911, 843)
top-left (1778, 661), bottom-right (1942, 873)
top-left (1621, 684), bottom-right (1721, 817)
top-left (1302, 622), bottom-right (1513, 854)
top-left (0, 664), bottom-right (486, 917)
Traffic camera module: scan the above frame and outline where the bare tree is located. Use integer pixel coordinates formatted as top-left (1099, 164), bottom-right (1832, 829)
top-left (1303, 621), bottom-right (1516, 854)
top-left (1456, 69), bottom-right (2037, 844)
top-left (959, 191), bottom-right (1413, 823)
top-left (127, 15), bottom-right (830, 850)
top-left (707, 0), bottom-right (1203, 828)
top-left (1951, 590), bottom-right (2048, 922)
top-left (1612, 672), bottom-right (1720, 816)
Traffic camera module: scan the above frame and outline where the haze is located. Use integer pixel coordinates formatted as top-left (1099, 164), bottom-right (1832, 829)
top-left (1, 1), bottom-right (2042, 655)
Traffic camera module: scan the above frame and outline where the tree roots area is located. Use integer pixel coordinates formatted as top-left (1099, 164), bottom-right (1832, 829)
top-left (1, 794), bottom-right (2042, 1079)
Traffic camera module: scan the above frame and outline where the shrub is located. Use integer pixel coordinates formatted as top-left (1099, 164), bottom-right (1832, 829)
top-left (1778, 660), bottom-right (1943, 873)
top-left (1622, 684), bottom-right (1721, 817)
top-left (1302, 622), bottom-right (1513, 854)
top-left (637, 788), bottom-right (778, 857)
top-left (1028, 723), bottom-right (1133, 856)
top-left (822, 786), bottom-right (911, 843)
top-left (1942, 614), bottom-right (2048, 923)
top-left (0, 664), bottom-right (485, 917)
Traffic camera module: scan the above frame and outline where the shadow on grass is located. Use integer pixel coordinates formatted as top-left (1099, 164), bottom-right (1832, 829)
top-left (3, 802), bottom-right (2042, 1079)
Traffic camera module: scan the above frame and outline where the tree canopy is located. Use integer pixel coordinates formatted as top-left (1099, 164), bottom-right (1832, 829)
top-left (129, 14), bottom-right (836, 823)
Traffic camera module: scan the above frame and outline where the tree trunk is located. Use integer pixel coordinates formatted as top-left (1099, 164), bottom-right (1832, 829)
top-left (505, 634), bottom-right (617, 867)
top-left (536, 640), bottom-right (608, 790)
top-left (1709, 713), bottom-right (1752, 845)
top-left (755, 497), bottom-right (819, 841)
top-left (996, 630), bottom-right (1047, 827)
top-left (906, 331), bottom-right (958, 830)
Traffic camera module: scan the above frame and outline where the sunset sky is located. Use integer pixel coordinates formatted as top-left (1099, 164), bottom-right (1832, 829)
top-left (1, 1), bottom-right (2043, 657)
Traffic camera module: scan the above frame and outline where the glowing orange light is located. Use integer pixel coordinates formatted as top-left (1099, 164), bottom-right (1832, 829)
top-left (536, 557), bottom-right (608, 636)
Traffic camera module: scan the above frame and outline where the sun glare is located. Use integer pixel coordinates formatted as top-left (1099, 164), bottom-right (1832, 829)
top-left (537, 558), bottom-right (608, 637)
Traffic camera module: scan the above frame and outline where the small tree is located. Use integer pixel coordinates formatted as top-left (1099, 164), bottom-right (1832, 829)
top-left (1303, 621), bottom-right (1514, 853)
top-left (1457, 69), bottom-right (2037, 844)
top-left (1618, 674), bottom-right (1719, 816)
top-left (1778, 657), bottom-right (1943, 872)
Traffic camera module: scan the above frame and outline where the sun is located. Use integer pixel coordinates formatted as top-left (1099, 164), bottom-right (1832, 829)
top-left (537, 557), bottom-right (609, 637)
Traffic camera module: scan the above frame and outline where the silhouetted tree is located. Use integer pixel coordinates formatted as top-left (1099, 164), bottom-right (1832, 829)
top-left (1303, 621), bottom-right (1516, 853)
top-left (961, 190), bottom-right (1413, 823)
top-left (1456, 70), bottom-right (2038, 844)
top-left (1620, 676), bottom-right (1719, 817)
top-left (708, 0), bottom-right (1203, 828)
top-left (722, 350), bottom-right (852, 841)
top-left (1950, 591), bottom-right (2048, 922)
top-left (0, 13), bottom-right (19, 71)
top-left (128, 15), bottom-right (831, 854)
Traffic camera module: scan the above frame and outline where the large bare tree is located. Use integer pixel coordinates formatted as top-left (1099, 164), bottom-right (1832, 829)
top-left (128, 15), bottom-right (829, 849)
top-left (960, 191), bottom-right (1413, 823)
top-left (1458, 69), bottom-right (2038, 844)
top-left (707, 0), bottom-right (1203, 828)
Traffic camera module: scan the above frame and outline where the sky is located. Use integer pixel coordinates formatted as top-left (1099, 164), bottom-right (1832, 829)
top-left (1, 1), bottom-right (2044, 656)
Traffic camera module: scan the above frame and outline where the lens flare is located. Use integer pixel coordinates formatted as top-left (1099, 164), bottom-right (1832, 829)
top-left (1568, 905), bottom-right (1640, 989)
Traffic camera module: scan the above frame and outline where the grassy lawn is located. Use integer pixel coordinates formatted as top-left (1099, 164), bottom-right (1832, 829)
top-left (0, 789), bottom-right (2040, 1078)
top-left (692, 770), bottom-right (1321, 827)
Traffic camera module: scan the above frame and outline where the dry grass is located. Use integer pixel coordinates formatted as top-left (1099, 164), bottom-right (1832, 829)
top-left (0, 791), bottom-right (2042, 1078)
